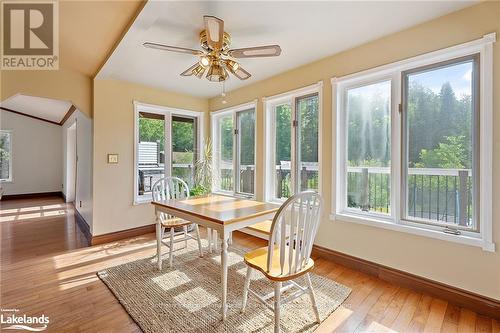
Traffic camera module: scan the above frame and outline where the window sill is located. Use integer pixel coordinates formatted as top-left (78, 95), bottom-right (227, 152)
top-left (330, 212), bottom-right (495, 252)
top-left (134, 196), bottom-right (152, 206)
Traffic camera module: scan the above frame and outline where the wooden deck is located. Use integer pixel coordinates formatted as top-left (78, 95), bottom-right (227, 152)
top-left (1, 196), bottom-right (498, 332)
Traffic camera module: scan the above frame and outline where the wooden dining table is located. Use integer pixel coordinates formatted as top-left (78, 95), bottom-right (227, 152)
top-left (151, 194), bottom-right (279, 321)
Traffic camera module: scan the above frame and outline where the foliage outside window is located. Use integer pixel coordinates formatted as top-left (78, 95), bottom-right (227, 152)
top-left (212, 105), bottom-right (256, 196)
top-left (0, 131), bottom-right (12, 182)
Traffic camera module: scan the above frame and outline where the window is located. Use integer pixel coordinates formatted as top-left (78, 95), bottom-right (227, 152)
top-left (334, 34), bottom-right (494, 251)
top-left (265, 83), bottom-right (321, 202)
top-left (403, 56), bottom-right (478, 231)
top-left (172, 116), bottom-right (197, 188)
top-left (346, 80), bottom-right (391, 215)
top-left (212, 102), bottom-right (256, 197)
top-left (134, 102), bottom-right (203, 203)
top-left (0, 130), bottom-right (12, 182)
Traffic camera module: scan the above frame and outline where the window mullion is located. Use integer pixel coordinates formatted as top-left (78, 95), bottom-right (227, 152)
top-left (164, 112), bottom-right (172, 177)
top-left (233, 111), bottom-right (239, 195)
top-left (392, 73), bottom-right (402, 224)
top-left (291, 98), bottom-right (298, 195)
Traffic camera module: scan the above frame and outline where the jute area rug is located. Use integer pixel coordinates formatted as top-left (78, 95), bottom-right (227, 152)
top-left (97, 240), bottom-right (351, 333)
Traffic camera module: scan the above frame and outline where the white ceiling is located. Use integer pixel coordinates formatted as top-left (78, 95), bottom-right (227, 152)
top-left (1, 94), bottom-right (72, 123)
top-left (97, 1), bottom-right (476, 98)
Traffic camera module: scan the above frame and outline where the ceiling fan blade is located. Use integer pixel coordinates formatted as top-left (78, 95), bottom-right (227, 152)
top-left (204, 15), bottom-right (224, 50)
top-left (228, 45), bottom-right (281, 58)
top-left (143, 42), bottom-right (202, 56)
top-left (231, 66), bottom-right (251, 80)
top-left (180, 63), bottom-right (199, 76)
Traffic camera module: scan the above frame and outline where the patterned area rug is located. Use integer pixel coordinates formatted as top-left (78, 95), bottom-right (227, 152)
top-left (97, 240), bottom-right (351, 333)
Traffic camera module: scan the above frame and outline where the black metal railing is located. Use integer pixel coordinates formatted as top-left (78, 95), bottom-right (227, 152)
top-left (347, 167), bottom-right (473, 227)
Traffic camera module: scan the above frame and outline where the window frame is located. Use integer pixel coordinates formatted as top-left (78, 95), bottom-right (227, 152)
top-left (211, 101), bottom-right (257, 198)
top-left (0, 130), bottom-right (13, 183)
top-left (133, 101), bottom-right (204, 205)
top-left (263, 82), bottom-right (323, 203)
top-left (332, 33), bottom-right (495, 251)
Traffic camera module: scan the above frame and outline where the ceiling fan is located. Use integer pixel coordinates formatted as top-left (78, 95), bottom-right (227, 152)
top-left (143, 15), bottom-right (282, 82)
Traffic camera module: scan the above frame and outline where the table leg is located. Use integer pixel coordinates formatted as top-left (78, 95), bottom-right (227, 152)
top-left (213, 229), bottom-right (219, 251)
top-left (221, 232), bottom-right (229, 321)
top-left (208, 228), bottom-right (212, 253)
top-left (156, 213), bottom-right (162, 271)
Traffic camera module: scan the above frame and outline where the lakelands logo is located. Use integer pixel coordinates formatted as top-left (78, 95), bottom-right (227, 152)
top-left (1, 309), bottom-right (49, 331)
top-left (1, 1), bottom-right (59, 70)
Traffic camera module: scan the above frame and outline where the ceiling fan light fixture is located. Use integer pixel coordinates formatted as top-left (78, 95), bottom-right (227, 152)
top-left (206, 62), bottom-right (228, 82)
top-left (199, 55), bottom-right (211, 67)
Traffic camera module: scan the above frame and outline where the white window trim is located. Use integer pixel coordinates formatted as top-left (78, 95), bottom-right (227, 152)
top-left (0, 130), bottom-right (13, 183)
top-left (133, 101), bottom-right (204, 205)
top-left (211, 100), bottom-right (257, 198)
top-left (332, 33), bottom-right (495, 252)
top-left (263, 81), bottom-right (323, 203)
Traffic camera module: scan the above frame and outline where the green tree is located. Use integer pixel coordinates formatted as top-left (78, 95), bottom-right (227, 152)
top-left (139, 115), bottom-right (164, 150)
top-left (275, 104), bottom-right (291, 164)
top-left (417, 136), bottom-right (467, 169)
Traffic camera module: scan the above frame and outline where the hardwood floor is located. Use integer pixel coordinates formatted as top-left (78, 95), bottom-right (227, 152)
top-left (1, 196), bottom-right (498, 332)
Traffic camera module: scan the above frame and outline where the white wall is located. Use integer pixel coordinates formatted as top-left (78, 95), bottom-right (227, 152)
top-left (62, 110), bottom-right (93, 231)
top-left (0, 111), bottom-right (62, 195)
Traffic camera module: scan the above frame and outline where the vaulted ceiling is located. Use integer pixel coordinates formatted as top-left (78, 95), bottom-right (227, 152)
top-left (97, 1), bottom-right (476, 97)
top-left (59, 0), bottom-right (145, 76)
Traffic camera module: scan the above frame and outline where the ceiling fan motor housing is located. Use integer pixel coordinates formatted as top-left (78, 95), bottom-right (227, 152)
top-left (199, 30), bottom-right (231, 51)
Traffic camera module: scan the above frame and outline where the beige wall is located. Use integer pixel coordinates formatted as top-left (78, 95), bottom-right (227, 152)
top-left (1, 69), bottom-right (93, 118)
top-left (208, 2), bottom-right (500, 299)
top-left (92, 79), bottom-right (208, 236)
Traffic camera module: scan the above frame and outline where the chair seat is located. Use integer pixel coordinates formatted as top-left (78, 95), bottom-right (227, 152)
top-left (247, 220), bottom-right (291, 238)
top-left (161, 217), bottom-right (192, 228)
top-left (244, 245), bottom-right (314, 282)
top-left (247, 220), bottom-right (273, 235)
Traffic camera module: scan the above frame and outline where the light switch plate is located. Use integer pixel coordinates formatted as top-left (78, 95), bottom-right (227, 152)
top-left (107, 154), bottom-right (118, 164)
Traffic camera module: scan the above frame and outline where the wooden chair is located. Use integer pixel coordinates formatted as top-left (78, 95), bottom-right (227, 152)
top-left (152, 177), bottom-right (203, 269)
top-left (241, 191), bottom-right (323, 333)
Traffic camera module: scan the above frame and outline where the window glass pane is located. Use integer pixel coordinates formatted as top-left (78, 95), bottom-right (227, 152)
top-left (172, 116), bottom-right (196, 188)
top-left (238, 109), bottom-right (255, 195)
top-left (275, 103), bottom-right (292, 199)
top-left (218, 115), bottom-right (234, 191)
top-left (138, 112), bottom-right (165, 199)
top-left (0, 131), bottom-right (11, 181)
top-left (405, 59), bottom-right (475, 229)
top-left (297, 94), bottom-right (319, 191)
top-left (347, 81), bottom-right (391, 214)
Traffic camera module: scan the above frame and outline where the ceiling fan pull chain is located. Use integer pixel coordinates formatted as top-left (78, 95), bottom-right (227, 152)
top-left (221, 81), bottom-right (227, 104)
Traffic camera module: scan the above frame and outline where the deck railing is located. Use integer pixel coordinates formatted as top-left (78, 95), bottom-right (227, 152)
top-left (140, 164), bottom-right (471, 227)
top-left (219, 163), bottom-right (319, 198)
top-left (138, 164), bottom-right (195, 195)
top-left (346, 166), bottom-right (473, 227)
